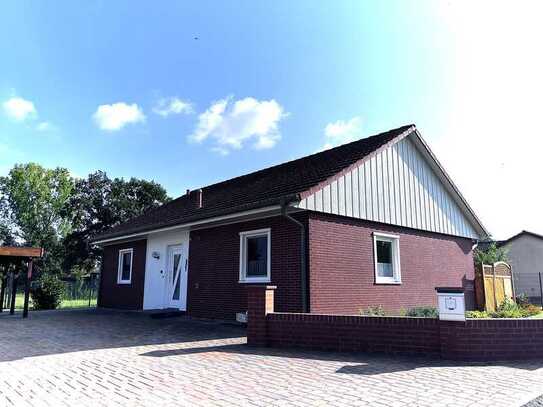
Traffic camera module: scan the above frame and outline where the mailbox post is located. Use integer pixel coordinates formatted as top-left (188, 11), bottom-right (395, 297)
top-left (435, 287), bottom-right (465, 321)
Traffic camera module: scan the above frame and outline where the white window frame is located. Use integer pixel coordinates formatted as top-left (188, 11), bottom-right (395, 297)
top-left (117, 248), bottom-right (133, 285)
top-left (373, 232), bottom-right (401, 284)
top-left (239, 228), bottom-right (271, 283)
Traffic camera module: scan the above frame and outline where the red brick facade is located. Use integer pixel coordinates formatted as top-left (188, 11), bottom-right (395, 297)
top-left (308, 212), bottom-right (475, 314)
top-left (248, 286), bottom-right (543, 361)
top-left (98, 212), bottom-right (476, 318)
top-left (99, 239), bottom-right (147, 310)
top-left (186, 215), bottom-right (306, 320)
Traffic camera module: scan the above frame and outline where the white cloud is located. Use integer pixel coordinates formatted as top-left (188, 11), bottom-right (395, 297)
top-left (322, 116), bottom-right (363, 150)
top-left (93, 102), bottom-right (145, 131)
top-left (3, 97), bottom-right (37, 121)
top-left (189, 96), bottom-right (286, 154)
top-left (153, 97), bottom-right (193, 117)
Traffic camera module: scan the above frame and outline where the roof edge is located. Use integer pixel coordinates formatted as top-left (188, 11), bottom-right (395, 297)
top-left (300, 125), bottom-right (416, 200)
top-left (499, 230), bottom-right (543, 246)
top-left (411, 129), bottom-right (489, 238)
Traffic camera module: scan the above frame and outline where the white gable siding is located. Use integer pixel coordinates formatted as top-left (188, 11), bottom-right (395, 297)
top-left (297, 137), bottom-right (478, 239)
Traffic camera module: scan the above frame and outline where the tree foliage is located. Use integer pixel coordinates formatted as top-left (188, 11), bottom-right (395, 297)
top-left (63, 171), bottom-right (170, 274)
top-left (0, 163), bottom-right (74, 274)
top-left (0, 164), bottom-right (170, 277)
top-left (473, 242), bottom-right (508, 265)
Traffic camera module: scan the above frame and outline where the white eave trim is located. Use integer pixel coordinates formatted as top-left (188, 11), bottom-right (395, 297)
top-left (92, 205), bottom-right (284, 245)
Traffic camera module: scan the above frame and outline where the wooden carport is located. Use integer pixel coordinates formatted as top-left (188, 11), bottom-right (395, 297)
top-left (0, 246), bottom-right (44, 318)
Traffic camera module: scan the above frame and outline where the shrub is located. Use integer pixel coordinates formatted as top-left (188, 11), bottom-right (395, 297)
top-left (466, 310), bottom-right (489, 318)
top-left (516, 293), bottom-right (530, 308)
top-left (490, 298), bottom-right (523, 318)
top-left (473, 242), bottom-right (508, 265)
top-left (360, 305), bottom-right (386, 316)
top-left (520, 304), bottom-right (541, 317)
top-left (405, 306), bottom-right (438, 318)
top-left (30, 274), bottom-right (64, 310)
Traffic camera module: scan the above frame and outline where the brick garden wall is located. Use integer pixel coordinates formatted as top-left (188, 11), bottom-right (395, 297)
top-left (440, 319), bottom-right (543, 361)
top-left (267, 313), bottom-right (441, 356)
top-left (248, 286), bottom-right (543, 361)
top-left (308, 212), bottom-right (476, 314)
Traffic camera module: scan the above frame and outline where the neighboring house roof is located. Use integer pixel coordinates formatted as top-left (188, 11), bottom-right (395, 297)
top-left (498, 230), bottom-right (543, 247)
top-left (92, 124), bottom-right (488, 243)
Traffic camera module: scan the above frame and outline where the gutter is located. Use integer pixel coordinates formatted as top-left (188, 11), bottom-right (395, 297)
top-left (92, 205), bottom-right (283, 245)
top-left (280, 198), bottom-right (309, 313)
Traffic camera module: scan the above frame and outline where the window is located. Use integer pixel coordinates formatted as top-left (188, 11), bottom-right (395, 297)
top-left (117, 248), bottom-right (133, 284)
top-left (373, 233), bottom-right (401, 284)
top-left (239, 229), bottom-right (271, 283)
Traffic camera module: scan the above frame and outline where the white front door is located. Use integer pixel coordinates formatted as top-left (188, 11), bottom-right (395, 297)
top-left (165, 245), bottom-right (188, 310)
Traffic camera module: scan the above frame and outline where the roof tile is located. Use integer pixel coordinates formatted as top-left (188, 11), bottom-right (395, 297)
top-left (93, 124), bottom-right (414, 241)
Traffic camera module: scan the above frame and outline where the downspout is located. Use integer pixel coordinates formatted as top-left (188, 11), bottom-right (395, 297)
top-left (280, 199), bottom-right (308, 313)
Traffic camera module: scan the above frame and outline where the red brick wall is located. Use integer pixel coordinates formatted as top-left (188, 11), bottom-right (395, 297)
top-left (248, 287), bottom-right (543, 361)
top-left (99, 239), bottom-right (147, 310)
top-left (187, 215), bottom-right (306, 320)
top-left (441, 319), bottom-right (543, 361)
top-left (267, 313), bottom-right (441, 355)
top-left (308, 212), bottom-right (475, 314)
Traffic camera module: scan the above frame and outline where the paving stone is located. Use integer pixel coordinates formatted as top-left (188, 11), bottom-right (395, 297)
top-left (1, 309), bottom-right (543, 406)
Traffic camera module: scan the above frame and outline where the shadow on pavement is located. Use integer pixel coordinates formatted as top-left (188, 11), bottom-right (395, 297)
top-left (140, 342), bottom-right (543, 373)
top-left (0, 308), bottom-right (245, 362)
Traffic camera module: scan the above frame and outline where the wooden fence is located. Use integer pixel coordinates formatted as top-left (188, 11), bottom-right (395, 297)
top-left (475, 261), bottom-right (514, 311)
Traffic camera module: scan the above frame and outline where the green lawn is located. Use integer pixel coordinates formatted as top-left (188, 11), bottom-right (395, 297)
top-left (4, 296), bottom-right (97, 311)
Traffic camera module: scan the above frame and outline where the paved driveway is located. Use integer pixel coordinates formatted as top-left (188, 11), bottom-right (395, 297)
top-left (1, 309), bottom-right (543, 407)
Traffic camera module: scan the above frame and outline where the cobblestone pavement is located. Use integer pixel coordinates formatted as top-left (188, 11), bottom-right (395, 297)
top-left (1, 309), bottom-right (543, 407)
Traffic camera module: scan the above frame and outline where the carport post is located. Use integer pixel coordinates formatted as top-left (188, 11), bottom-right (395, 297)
top-left (0, 275), bottom-right (5, 312)
top-left (9, 271), bottom-right (17, 315)
top-left (23, 259), bottom-right (32, 318)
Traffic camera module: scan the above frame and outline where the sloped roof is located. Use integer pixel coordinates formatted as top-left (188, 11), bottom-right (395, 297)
top-left (92, 125), bottom-right (414, 242)
top-left (499, 230), bottom-right (543, 247)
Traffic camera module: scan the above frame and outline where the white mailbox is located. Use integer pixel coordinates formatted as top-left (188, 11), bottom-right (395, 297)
top-left (435, 288), bottom-right (465, 321)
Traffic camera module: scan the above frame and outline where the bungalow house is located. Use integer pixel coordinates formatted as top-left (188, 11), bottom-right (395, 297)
top-left (91, 124), bottom-right (488, 319)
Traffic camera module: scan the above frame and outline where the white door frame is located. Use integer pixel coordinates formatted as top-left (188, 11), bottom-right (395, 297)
top-left (165, 244), bottom-right (188, 310)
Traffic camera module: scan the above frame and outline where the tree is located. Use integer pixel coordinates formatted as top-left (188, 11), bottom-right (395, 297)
top-left (63, 171), bottom-right (170, 274)
top-left (0, 163), bottom-right (74, 274)
top-left (474, 242), bottom-right (508, 265)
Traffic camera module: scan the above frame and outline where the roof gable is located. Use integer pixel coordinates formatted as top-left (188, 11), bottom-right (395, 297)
top-left (93, 125), bottom-right (413, 242)
top-left (297, 131), bottom-right (487, 239)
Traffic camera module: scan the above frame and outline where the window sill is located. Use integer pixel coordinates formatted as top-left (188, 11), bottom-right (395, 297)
top-left (239, 279), bottom-right (271, 284)
top-left (374, 280), bottom-right (402, 285)
top-left (117, 281), bottom-right (131, 285)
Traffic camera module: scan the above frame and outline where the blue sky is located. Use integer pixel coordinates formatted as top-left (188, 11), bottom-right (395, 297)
top-left (1, 1), bottom-right (542, 239)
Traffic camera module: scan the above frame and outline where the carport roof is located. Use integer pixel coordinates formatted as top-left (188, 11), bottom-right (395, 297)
top-left (0, 246), bottom-right (43, 260)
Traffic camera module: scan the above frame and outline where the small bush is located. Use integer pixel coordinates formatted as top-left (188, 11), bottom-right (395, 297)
top-left (491, 298), bottom-right (523, 318)
top-left (360, 305), bottom-right (386, 316)
top-left (516, 293), bottom-right (530, 307)
top-left (30, 274), bottom-right (64, 310)
top-left (405, 306), bottom-right (438, 318)
top-left (466, 310), bottom-right (490, 318)
top-left (520, 304), bottom-right (541, 317)
top-left (486, 298), bottom-right (541, 318)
